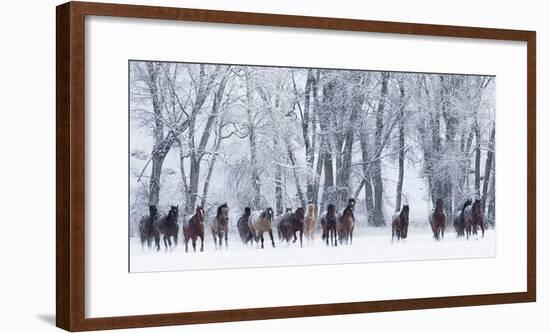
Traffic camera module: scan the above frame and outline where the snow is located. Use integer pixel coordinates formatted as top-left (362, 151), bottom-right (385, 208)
top-left (129, 226), bottom-right (495, 273)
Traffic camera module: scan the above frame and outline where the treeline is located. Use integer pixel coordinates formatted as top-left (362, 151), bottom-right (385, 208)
top-left (129, 61), bottom-right (495, 228)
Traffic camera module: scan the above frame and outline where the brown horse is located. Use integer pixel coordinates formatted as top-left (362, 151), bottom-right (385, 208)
top-left (303, 202), bottom-right (317, 242)
top-left (464, 199), bottom-right (484, 239)
top-left (210, 203), bottom-right (229, 249)
top-left (154, 205), bottom-right (179, 250)
top-left (391, 205), bottom-right (409, 242)
top-left (276, 207), bottom-right (305, 247)
top-left (139, 205), bottom-right (160, 250)
top-left (237, 207), bottom-right (253, 245)
top-left (453, 199), bottom-right (472, 238)
top-left (337, 203), bottom-right (355, 245)
top-left (248, 207), bottom-right (276, 249)
top-left (429, 199), bottom-right (446, 241)
top-left (183, 206), bottom-right (205, 252)
top-left (321, 204), bottom-right (338, 246)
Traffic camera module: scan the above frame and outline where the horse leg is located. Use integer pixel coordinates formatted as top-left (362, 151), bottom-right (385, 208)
top-left (224, 231), bottom-right (228, 249)
top-left (174, 233), bottom-right (178, 246)
top-left (481, 222), bottom-right (485, 238)
top-left (200, 235), bottom-right (204, 252)
top-left (218, 231), bottom-right (223, 248)
top-left (212, 230), bottom-right (217, 250)
top-left (154, 234), bottom-right (161, 251)
top-left (260, 232), bottom-right (265, 249)
top-left (299, 230), bottom-right (303, 248)
top-left (192, 237), bottom-right (197, 252)
top-left (269, 230), bottom-right (275, 248)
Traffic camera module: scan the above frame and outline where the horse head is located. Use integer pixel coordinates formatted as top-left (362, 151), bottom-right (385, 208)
top-left (195, 206), bottom-right (204, 223)
top-left (169, 205), bottom-right (179, 223)
top-left (472, 199), bottom-right (483, 216)
top-left (295, 207), bottom-right (305, 220)
top-left (306, 202), bottom-right (315, 217)
top-left (348, 198), bottom-right (356, 210)
top-left (285, 207), bottom-right (293, 213)
top-left (266, 207), bottom-right (275, 224)
top-left (435, 198), bottom-right (444, 212)
top-left (327, 204), bottom-right (336, 217)
top-left (217, 203), bottom-right (230, 223)
top-left (244, 207), bottom-right (251, 217)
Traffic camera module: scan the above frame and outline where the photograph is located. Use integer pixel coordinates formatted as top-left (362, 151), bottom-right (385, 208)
top-left (128, 61), bottom-right (496, 273)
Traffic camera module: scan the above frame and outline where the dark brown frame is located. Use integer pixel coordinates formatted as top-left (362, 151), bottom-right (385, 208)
top-left (56, 1), bottom-right (536, 331)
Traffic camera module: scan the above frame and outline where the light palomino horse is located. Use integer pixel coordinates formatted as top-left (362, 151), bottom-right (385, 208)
top-left (248, 207), bottom-right (276, 249)
top-left (210, 203), bottom-right (229, 249)
top-left (303, 202), bottom-right (317, 242)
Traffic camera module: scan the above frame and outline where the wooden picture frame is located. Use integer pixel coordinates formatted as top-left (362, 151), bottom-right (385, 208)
top-left (56, 1), bottom-right (536, 331)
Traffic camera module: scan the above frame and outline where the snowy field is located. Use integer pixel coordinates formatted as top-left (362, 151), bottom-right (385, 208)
top-left (129, 226), bottom-right (495, 273)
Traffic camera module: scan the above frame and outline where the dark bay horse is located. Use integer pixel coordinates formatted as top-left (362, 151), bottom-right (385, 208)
top-left (391, 205), bottom-right (409, 242)
top-left (183, 206), bottom-right (205, 252)
top-left (248, 207), bottom-right (276, 249)
top-left (237, 207), bottom-right (253, 245)
top-left (210, 203), bottom-right (229, 249)
top-left (276, 207), bottom-right (305, 247)
top-left (139, 205), bottom-right (160, 250)
top-left (464, 199), bottom-right (485, 239)
top-left (453, 199), bottom-right (472, 238)
top-left (154, 205), bottom-right (179, 250)
top-left (337, 203), bottom-right (355, 245)
top-left (321, 204), bottom-right (338, 246)
top-left (429, 199), bottom-right (446, 241)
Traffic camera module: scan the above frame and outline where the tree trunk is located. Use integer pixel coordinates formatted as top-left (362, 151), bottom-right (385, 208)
top-left (372, 72), bottom-right (389, 226)
top-left (481, 124), bottom-right (495, 212)
top-left (474, 118), bottom-right (481, 197)
top-left (319, 79), bottom-right (335, 210)
top-left (339, 72), bottom-right (363, 196)
top-left (244, 69), bottom-right (262, 209)
top-left (286, 139), bottom-right (306, 208)
top-left (395, 78), bottom-right (405, 211)
top-left (360, 131), bottom-right (375, 225)
top-left (145, 62), bottom-right (166, 207)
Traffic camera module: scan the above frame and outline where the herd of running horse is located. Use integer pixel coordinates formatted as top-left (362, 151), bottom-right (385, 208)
top-left (138, 197), bottom-right (486, 252)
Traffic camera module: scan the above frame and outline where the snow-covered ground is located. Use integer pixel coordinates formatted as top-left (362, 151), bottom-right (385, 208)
top-left (129, 226), bottom-right (495, 273)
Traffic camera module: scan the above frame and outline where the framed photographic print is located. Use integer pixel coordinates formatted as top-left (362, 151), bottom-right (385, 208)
top-left (56, 1), bottom-right (536, 331)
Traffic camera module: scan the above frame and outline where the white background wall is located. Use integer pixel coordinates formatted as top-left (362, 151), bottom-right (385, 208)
top-left (0, 0), bottom-right (546, 332)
